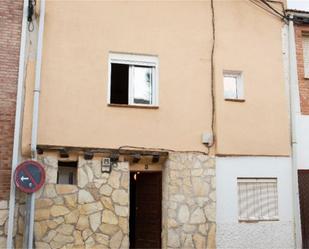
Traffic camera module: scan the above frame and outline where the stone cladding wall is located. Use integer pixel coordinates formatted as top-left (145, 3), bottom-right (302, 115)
top-left (162, 153), bottom-right (216, 249)
top-left (15, 156), bottom-right (129, 249)
top-left (0, 200), bottom-right (10, 248)
top-left (10, 152), bottom-right (216, 249)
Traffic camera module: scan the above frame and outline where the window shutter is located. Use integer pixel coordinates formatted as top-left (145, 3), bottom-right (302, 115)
top-left (238, 180), bottom-right (248, 220)
top-left (237, 178), bottom-right (278, 221)
top-left (303, 35), bottom-right (309, 78)
top-left (259, 182), bottom-right (270, 218)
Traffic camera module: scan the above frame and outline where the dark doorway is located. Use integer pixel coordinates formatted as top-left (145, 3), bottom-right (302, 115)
top-left (298, 170), bottom-right (309, 248)
top-left (129, 172), bottom-right (162, 249)
top-left (110, 63), bottom-right (129, 104)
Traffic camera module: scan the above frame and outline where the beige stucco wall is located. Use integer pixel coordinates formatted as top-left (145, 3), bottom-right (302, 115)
top-left (22, 0), bottom-right (290, 156)
top-left (214, 0), bottom-right (290, 155)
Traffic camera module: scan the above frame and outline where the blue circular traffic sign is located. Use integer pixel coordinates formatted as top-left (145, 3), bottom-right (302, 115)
top-left (14, 160), bottom-right (45, 193)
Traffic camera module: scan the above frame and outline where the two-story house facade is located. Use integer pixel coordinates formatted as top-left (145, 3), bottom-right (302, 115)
top-left (3, 1), bottom-right (296, 248)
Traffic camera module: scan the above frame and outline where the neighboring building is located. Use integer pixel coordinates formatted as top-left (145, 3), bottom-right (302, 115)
top-left (286, 9), bottom-right (309, 249)
top-left (0, 0), bottom-right (23, 199)
top-left (0, 0), bottom-right (23, 246)
top-left (3, 0), bottom-right (297, 248)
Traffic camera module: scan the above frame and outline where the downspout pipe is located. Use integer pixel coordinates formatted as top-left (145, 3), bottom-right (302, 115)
top-left (6, 0), bottom-right (29, 248)
top-left (27, 0), bottom-right (46, 248)
top-left (288, 15), bottom-right (302, 249)
top-left (31, 0), bottom-right (45, 160)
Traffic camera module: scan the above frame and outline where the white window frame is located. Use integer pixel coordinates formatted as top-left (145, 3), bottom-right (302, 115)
top-left (108, 52), bottom-right (159, 107)
top-left (223, 70), bottom-right (244, 101)
top-left (237, 177), bottom-right (279, 222)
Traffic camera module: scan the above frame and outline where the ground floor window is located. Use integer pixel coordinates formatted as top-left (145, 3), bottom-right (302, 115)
top-left (237, 178), bottom-right (279, 221)
top-left (57, 161), bottom-right (77, 185)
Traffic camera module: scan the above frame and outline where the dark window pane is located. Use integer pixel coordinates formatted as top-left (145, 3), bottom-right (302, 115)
top-left (111, 63), bottom-right (129, 104)
top-left (57, 161), bottom-right (77, 185)
top-left (69, 172), bottom-right (74, 185)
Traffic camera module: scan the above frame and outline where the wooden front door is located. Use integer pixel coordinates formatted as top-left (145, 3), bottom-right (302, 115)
top-left (130, 172), bottom-right (162, 249)
top-left (298, 170), bottom-right (309, 248)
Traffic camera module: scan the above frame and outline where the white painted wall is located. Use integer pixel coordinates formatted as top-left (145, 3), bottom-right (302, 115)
top-left (216, 156), bottom-right (295, 249)
top-left (297, 114), bottom-right (309, 169)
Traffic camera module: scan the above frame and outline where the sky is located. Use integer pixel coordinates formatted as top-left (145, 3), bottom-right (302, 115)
top-left (287, 0), bottom-right (309, 11)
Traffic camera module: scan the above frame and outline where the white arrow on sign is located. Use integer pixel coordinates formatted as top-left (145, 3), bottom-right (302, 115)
top-left (21, 176), bottom-right (29, 182)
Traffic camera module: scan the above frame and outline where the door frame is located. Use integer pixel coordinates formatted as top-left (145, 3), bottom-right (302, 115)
top-left (129, 166), bottom-right (163, 249)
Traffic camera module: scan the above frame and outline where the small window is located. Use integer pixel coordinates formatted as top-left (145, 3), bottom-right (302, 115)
top-left (223, 71), bottom-right (244, 100)
top-left (108, 53), bottom-right (158, 106)
top-left (302, 35), bottom-right (309, 78)
top-left (237, 178), bottom-right (279, 221)
top-left (57, 161), bottom-right (77, 185)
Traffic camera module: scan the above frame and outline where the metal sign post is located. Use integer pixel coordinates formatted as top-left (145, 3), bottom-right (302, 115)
top-left (14, 160), bottom-right (45, 249)
top-left (22, 193), bottom-right (35, 248)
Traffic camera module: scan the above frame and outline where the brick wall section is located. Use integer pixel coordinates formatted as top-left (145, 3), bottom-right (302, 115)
top-left (295, 24), bottom-right (309, 115)
top-left (0, 0), bottom-right (23, 200)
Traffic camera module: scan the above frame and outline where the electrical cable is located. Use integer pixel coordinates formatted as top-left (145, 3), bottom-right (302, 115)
top-left (208, 0), bottom-right (216, 149)
top-left (27, 0), bottom-right (36, 32)
top-left (249, 0), bottom-right (285, 20)
top-left (37, 145), bottom-right (209, 157)
top-left (115, 2), bottom-right (216, 154)
top-left (265, 0), bottom-right (285, 15)
top-left (249, 0), bottom-right (289, 21)
top-left (28, 22), bottom-right (34, 32)
top-left (117, 145), bottom-right (209, 155)
top-left (260, 0), bottom-right (288, 20)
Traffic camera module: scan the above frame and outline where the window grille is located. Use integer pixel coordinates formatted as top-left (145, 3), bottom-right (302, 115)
top-left (237, 178), bottom-right (279, 221)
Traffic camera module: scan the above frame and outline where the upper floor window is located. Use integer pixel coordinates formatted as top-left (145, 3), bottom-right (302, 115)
top-left (108, 53), bottom-right (158, 106)
top-left (302, 34), bottom-right (309, 78)
top-left (223, 71), bottom-right (244, 101)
